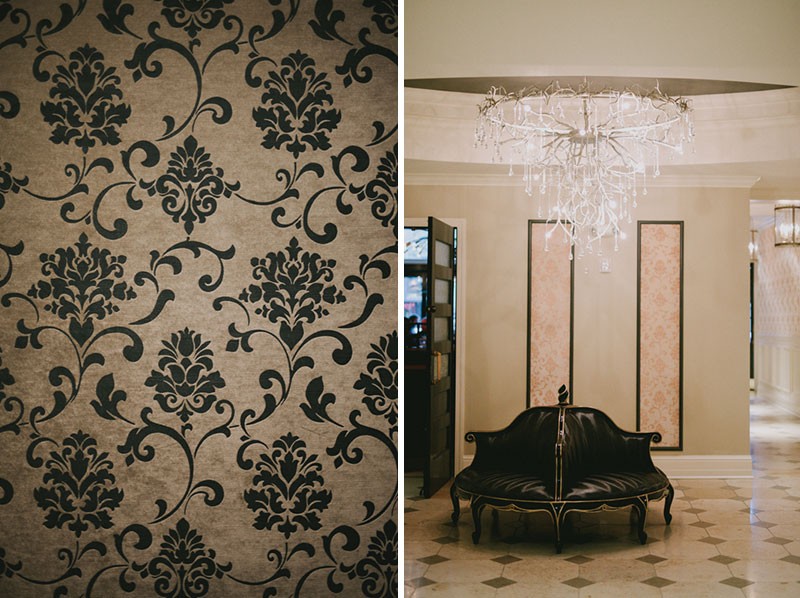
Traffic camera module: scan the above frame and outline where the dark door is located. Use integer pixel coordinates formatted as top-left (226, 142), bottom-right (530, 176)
top-left (424, 217), bottom-right (456, 498)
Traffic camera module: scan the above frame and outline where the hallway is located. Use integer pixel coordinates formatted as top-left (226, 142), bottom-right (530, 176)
top-left (404, 394), bottom-right (800, 596)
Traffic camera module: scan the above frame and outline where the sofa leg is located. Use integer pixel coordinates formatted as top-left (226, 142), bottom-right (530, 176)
top-left (664, 484), bottom-right (675, 525)
top-left (471, 501), bottom-right (486, 544)
top-left (450, 483), bottom-right (460, 525)
top-left (553, 506), bottom-right (564, 554)
top-left (633, 503), bottom-right (648, 545)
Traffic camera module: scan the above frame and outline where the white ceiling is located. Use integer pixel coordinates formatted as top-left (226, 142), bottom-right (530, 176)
top-left (404, 1), bottom-right (800, 222)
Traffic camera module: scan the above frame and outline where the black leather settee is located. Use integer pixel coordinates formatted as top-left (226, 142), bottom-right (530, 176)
top-left (451, 388), bottom-right (674, 552)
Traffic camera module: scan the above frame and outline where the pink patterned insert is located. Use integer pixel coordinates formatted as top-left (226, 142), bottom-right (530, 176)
top-left (529, 223), bottom-right (572, 406)
top-left (639, 223), bottom-right (682, 448)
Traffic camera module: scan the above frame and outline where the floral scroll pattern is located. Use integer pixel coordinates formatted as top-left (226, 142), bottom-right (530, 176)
top-left (0, 0), bottom-right (397, 596)
top-left (39, 44), bottom-right (132, 154)
top-left (251, 50), bottom-right (341, 159)
top-left (32, 431), bottom-right (124, 538)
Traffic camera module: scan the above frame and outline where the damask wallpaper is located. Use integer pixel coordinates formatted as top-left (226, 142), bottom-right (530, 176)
top-left (0, 1), bottom-right (397, 596)
top-left (755, 226), bottom-right (800, 339)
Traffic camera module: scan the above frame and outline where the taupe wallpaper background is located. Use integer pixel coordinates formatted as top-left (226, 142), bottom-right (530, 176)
top-left (0, 1), bottom-right (397, 596)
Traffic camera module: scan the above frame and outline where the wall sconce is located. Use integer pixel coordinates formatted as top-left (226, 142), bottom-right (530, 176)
top-left (749, 230), bottom-right (758, 261)
top-left (774, 203), bottom-right (800, 246)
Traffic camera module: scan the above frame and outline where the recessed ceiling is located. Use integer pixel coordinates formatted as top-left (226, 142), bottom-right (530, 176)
top-left (404, 76), bottom-right (793, 97)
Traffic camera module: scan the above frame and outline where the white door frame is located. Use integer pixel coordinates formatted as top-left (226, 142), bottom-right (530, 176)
top-left (404, 218), bottom-right (467, 475)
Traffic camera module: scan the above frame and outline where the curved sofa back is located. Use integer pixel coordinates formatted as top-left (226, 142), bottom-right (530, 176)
top-left (471, 407), bottom-right (559, 484)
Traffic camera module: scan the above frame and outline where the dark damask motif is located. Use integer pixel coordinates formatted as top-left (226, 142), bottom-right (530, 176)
top-left (241, 432), bottom-right (332, 539)
top-left (0, 546), bottom-right (22, 579)
top-left (0, 346), bottom-right (22, 506)
top-left (250, 50), bottom-right (341, 159)
top-left (356, 331), bottom-right (397, 432)
top-left (32, 431), bottom-right (124, 538)
top-left (310, 0), bottom-right (397, 87)
top-left (356, 519), bottom-right (398, 598)
top-left (238, 237), bottom-right (345, 349)
top-left (159, 0), bottom-right (234, 47)
top-left (0, 161), bottom-right (28, 210)
top-left (356, 143), bottom-right (397, 236)
top-left (27, 232), bottom-right (137, 346)
top-left (39, 44), bottom-right (131, 154)
top-left (0, 345), bottom-right (23, 438)
top-left (132, 518), bottom-right (231, 598)
top-left (141, 135), bottom-right (240, 235)
top-left (365, 0), bottom-right (398, 37)
top-left (326, 330), bottom-right (398, 525)
top-left (145, 327), bottom-right (226, 431)
top-left (0, 240), bottom-right (23, 289)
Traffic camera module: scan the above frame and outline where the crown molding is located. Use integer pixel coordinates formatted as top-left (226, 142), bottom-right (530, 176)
top-left (405, 171), bottom-right (761, 189)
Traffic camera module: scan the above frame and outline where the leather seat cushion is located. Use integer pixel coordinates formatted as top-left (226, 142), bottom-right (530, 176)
top-left (563, 470), bottom-right (668, 501)
top-left (456, 468), bottom-right (555, 501)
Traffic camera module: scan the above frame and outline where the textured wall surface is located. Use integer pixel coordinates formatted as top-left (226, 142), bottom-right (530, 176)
top-left (0, 1), bottom-right (397, 596)
top-left (755, 226), bottom-right (800, 339)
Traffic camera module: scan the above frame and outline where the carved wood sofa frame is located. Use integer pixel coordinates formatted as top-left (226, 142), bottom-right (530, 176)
top-left (450, 392), bottom-right (674, 553)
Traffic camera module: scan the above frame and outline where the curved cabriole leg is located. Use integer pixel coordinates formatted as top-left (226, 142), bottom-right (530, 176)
top-left (553, 505), bottom-right (565, 554)
top-left (471, 500), bottom-right (486, 544)
top-left (664, 484), bottom-right (675, 525)
top-left (450, 483), bottom-right (461, 525)
top-left (633, 502), bottom-right (648, 545)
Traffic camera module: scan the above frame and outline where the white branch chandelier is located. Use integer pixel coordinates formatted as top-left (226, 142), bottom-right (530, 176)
top-left (475, 81), bottom-right (694, 257)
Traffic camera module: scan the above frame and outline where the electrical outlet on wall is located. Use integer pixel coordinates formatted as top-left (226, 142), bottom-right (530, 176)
top-left (600, 259), bottom-right (611, 273)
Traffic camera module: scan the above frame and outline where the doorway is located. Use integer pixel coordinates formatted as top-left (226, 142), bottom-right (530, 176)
top-left (404, 218), bottom-right (464, 498)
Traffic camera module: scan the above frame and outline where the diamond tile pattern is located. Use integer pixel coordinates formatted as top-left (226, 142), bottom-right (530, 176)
top-left (709, 555), bottom-right (739, 565)
top-left (481, 577), bottom-right (516, 588)
top-left (642, 576), bottom-right (676, 588)
top-left (562, 577), bottom-right (594, 589)
top-left (418, 555), bottom-right (450, 565)
top-left (404, 394), bottom-right (800, 596)
top-left (491, 555), bottom-right (522, 565)
top-left (720, 577), bottom-right (754, 588)
top-left (637, 554), bottom-right (667, 565)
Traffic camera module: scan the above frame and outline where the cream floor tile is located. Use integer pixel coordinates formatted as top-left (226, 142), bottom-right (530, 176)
top-left (414, 582), bottom-right (498, 597)
top-left (578, 558), bottom-right (656, 583)
top-left (728, 558), bottom-right (800, 582)
top-left (688, 498), bottom-right (750, 512)
top-left (742, 581), bottom-right (800, 597)
top-left (405, 560), bottom-right (429, 580)
top-left (755, 509), bottom-right (800, 524)
top-left (782, 541), bottom-right (800, 557)
top-left (579, 581), bottom-right (662, 597)
top-left (653, 559), bottom-right (733, 583)
top-left (496, 582), bottom-right (579, 597)
top-left (501, 557), bottom-right (579, 585)
top-left (648, 538), bottom-right (722, 559)
top-left (424, 559), bottom-right (504, 584)
top-left (660, 582), bottom-right (747, 597)
top-left (436, 540), bottom-right (512, 560)
top-left (716, 538), bottom-right (791, 560)
top-left (712, 524), bottom-right (773, 541)
top-left (405, 541), bottom-right (445, 560)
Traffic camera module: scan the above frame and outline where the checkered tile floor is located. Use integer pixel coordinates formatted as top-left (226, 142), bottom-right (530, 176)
top-left (404, 394), bottom-right (800, 596)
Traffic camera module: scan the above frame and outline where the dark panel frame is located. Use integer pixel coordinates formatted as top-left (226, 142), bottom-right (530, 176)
top-left (527, 220), bottom-right (574, 408)
top-left (636, 220), bottom-right (684, 451)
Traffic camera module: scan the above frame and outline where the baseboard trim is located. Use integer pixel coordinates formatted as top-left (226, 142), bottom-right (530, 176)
top-left (460, 454), bottom-right (753, 479)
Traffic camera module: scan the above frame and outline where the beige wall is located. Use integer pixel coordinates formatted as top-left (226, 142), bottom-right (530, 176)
top-left (755, 225), bottom-right (800, 413)
top-left (406, 183), bottom-right (751, 459)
